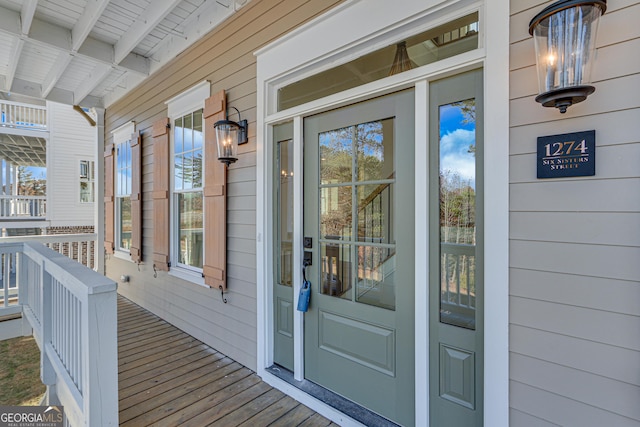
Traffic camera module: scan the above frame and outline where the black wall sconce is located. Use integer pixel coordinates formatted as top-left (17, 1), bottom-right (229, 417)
top-left (213, 106), bottom-right (248, 166)
top-left (529, 0), bottom-right (606, 113)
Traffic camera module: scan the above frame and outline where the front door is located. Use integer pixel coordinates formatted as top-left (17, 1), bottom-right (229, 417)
top-left (303, 90), bottom-right (415, 426)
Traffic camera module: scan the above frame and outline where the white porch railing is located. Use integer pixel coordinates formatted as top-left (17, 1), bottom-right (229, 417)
top-left (0, 234), bottom-right (97, 275)
top-left (0, 100), bottom-right (47, 131)
top-left (0, 195), bottom-right (47, 219)
top-left (0, 241), bottom-right (117, 426)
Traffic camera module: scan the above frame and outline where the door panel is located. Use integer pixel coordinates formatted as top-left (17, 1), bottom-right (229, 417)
top-left (304, 91), bottom-right (415, 426)
top-left (429, 69), bottom-right (484, 426)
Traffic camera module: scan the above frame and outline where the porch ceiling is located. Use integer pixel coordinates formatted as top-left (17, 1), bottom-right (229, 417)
top-left (0, 133), bottom-right (45, 166)
top-left (0, 0), bottom-right (248, 109)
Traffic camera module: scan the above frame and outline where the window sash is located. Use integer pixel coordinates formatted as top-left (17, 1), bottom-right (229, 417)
top-left (174, 189), bottom-right (203, 270)
top-left (173, 109), bottom-right (203, 192)
top-left (172, 108), bottom-right (205, 273)
top-left (116, 196), bottom-right (132, 251)
top-left (116, 141), bottom-right (132, 197)
top-left (80, 160), bottom-right (95, 203)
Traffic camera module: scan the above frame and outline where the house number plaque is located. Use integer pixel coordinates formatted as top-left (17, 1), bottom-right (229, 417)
top-left (537, 130), bottom-right (595, 179)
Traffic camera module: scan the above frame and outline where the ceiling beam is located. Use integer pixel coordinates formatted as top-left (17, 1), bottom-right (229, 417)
top-left (39, 0), bottom-right (111, 99)
top-left (74, 63), bottom-right (112, 105)
top-left (41, 53), bottom-right (73, 98)
top-left (114, 0), bottom-right (182, 64)
top-left (3, 1), bottom-right (36, 92)
top-left (2, 133), bottom-right (46, 166)
top-left (0, 5), bottom-right (149, 77)
top-left (4, 39), bottom-right (24, 91)
top-left (21, 0), bottom-right (38, 35)
top-left (72, 0), bottom-right (111, 52)
top-left (143, 0), bottom-right (234, 76)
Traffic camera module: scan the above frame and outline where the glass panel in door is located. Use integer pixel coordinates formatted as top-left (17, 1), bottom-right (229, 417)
top-left (273, 122), bottom-right (294, 371)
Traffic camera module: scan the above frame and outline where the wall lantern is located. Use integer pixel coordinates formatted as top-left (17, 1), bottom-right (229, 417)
top-left (529, 0), bottom-right (606, 113)
top-left (213, 107), bottom-right (248, 166)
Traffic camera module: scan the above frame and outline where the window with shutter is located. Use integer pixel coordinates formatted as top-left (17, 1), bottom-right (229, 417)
top-left (112, 122), bottom-right (137, 260)
top-left (130, 131), bottom-right (142, 263)
top-left (163, 81), bottom-right (211, 284)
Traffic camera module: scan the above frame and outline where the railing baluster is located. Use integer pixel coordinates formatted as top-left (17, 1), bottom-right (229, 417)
top-left (444, 253), bottom-right (450, 303)
top-left (0, 100), bottom-right (46, 130)
top-left (456, 254), bottom-right (461, 306)
top-left (465, 255), bottom-right (471, 308)
top-left (3, 253), bottom-right (9, 307)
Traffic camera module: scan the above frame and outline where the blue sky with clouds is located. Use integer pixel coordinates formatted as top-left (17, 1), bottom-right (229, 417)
top-left (439, 102), bottom-right (476, 188)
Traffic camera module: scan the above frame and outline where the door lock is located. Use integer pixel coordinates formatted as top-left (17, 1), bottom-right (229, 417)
top-left (303, 251), bottom-right (313, 267)
top-left (303, 237), bottom-right (313, 249)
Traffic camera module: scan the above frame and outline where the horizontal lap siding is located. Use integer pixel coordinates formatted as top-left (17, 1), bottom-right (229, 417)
top-left (104, 0), bottom-right (343, 371)
top-left (47, 102), bottom-right (96, 227)
top-left (509, 1), bottom-right (640, 425)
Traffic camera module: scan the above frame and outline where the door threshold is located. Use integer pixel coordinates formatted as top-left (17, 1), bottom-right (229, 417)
top-left (266, 365), bottom-right (400, 427)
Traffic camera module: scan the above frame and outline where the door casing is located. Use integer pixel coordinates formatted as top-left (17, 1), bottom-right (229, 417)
top-left (255, 1), bottom-right (510, 425)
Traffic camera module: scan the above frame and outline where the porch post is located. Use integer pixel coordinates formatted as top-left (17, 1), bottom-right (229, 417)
top-left (95, 108), bottom-right (105, 274)
top-left (4, 160), bottom-right (10, 195)
top-left (40, 264), bottom-right (57, 404)
top-left (13, 164), bottom-right (18, 195)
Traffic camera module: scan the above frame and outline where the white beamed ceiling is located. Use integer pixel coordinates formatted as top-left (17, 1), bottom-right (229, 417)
top-left (0, 0), bottom-right (248, 108)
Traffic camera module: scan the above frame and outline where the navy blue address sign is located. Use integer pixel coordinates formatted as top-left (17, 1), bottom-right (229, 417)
top-left (537, 130), bottom-right (595, 179)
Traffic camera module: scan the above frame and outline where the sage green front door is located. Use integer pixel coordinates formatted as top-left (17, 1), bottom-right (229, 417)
top-left (429, 69), bottom-right (484, 426)
top-left (303, 90), bottom-right (415, 426)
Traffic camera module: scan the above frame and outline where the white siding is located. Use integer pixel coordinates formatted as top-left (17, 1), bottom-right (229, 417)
top-left (509, 0), bottom-right (640, 425)
top-left (47, 101), bottom-right (97, 227)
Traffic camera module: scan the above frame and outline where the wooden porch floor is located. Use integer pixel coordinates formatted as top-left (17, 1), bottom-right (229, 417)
top-left (118, 296), bottom-right (339, 427)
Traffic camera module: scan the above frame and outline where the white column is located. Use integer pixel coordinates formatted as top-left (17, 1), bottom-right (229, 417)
top-left (0, 158), bottom-right (4, 195)
top-left (13, 164), bottom-right (18, 195)
top-left (95, 108), bottom-right (105, 274)
top-left (4, 160), bottom-right (9, 195)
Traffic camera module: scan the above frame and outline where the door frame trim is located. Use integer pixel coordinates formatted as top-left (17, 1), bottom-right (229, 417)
top-left (256, 0), bottom-right (509, 425)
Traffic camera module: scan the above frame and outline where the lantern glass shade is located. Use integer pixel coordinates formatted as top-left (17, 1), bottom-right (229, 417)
top-left (529, 0), bottom-right (606, 112)
top-left (214, 120), bottom-right (240, 165)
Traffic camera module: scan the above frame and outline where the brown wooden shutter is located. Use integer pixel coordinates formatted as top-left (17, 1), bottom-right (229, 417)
top-left (152, 118), bottom-right (170, 271)
top-left (203, 91), bottom-right (227, 290)
top-left (130, 131), bottom-right (142, 263)
top-left (104, 143), bottom-right (115, 254)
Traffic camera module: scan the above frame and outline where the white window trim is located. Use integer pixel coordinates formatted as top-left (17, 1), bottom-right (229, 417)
top-left (255, 0), bottom-right (510, 426)
top-left (166, 81), bottom-right (209, 287)
top-left (112, 121), bottom-right (135, 146)
top-left (166, 80), bottom-right (210, 118)
top-left (79, 159), bottom-right (95, 204)
top-left (112, 121), bottom-right (135, 260)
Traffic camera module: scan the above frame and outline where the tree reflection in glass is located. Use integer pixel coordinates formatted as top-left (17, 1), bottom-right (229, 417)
top-left (318, 118), bottom-right (396, 309)
top-left (439, 99), bottom-right (477, 329)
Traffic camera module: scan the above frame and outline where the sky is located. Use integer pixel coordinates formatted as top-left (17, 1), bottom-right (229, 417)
top-left (26, 166), bottom-right (47, 179)
top-left (439, 102), bottom-right (476, 188)
top-left (1, 164), bottom-right (47, 181)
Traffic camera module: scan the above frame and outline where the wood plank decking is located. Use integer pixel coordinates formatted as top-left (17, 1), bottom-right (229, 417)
top-left (118, 296), bottom-right (338, 427)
